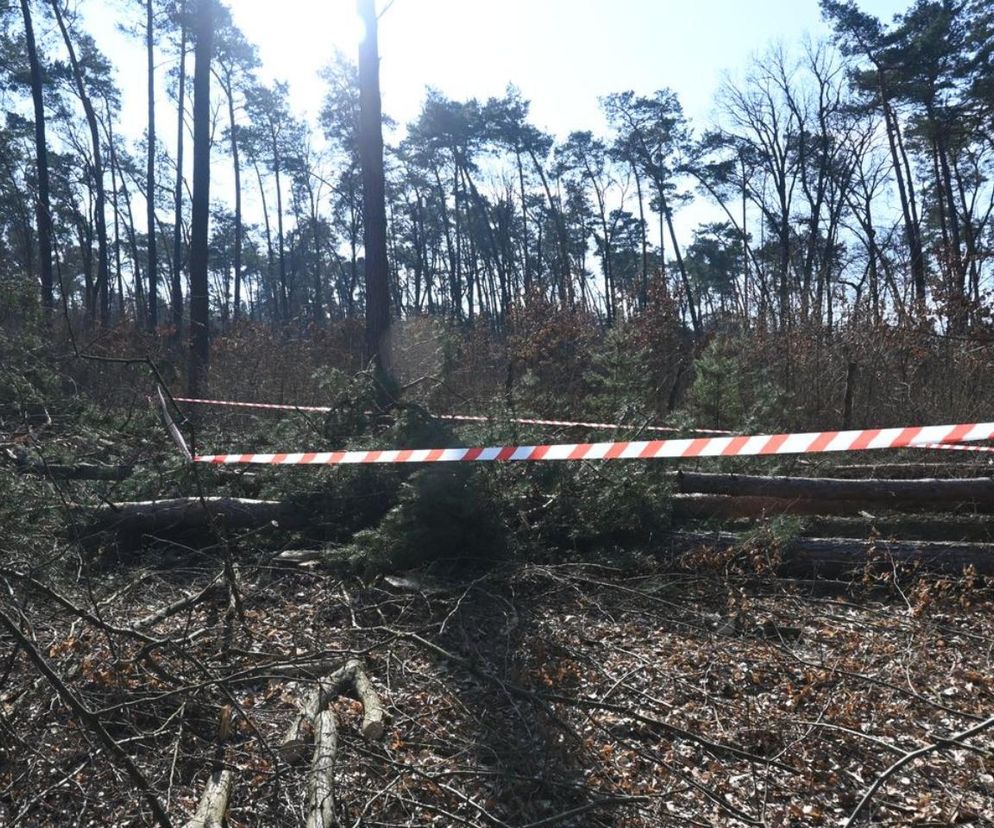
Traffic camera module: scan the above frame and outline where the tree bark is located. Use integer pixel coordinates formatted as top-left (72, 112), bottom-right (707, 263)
top-left (222, 69), bottom-right (243, 322)
top-left (77, 497), bottom-right (308, 536)
top-left (20, 0), bottom-right (55, 320)
top-left (146, 0), bottom-right (158, 330)
top-left (677, 471), bottom-right (994, 507)
top-left (357, 0), bottom-right (390, 368)
top-left (187, 0), bottom-right (213, 396)
top-left (307, 710), bottom-right (337, 828)
top-left (184, 769), bottom-right (232, 828)
top-left (671, 531), bottom-right (994, 576)
top-left (171, 0), bottom-right (188, 337)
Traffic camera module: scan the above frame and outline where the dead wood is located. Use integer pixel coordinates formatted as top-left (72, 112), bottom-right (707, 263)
top-left (677, 472), bottom-right (994, 509)
top-left (672, 493), bottom-right (874, 519)
top-left (280, 659), bottom-right (385, 766)
top-left (76, 497), bottom-right (309, 536)
top-left (671, 531), bottom-right (994, 576)
top-left (136, 578), bottom-right (224, 629)
top-left (0, 607), bottom-right (173, 828)
top-left (801, 461), bottom-right (993, 479)
top-left (5, 448), bottom-right (134, 480)
top-left (307, 710), bottom-right (338, 828)
top-left (184, 769), bottom-right (233, 828)
top-left (845, 713), bottom-right (994, 826)
top-left (347, 660), bottom-right (386, 740)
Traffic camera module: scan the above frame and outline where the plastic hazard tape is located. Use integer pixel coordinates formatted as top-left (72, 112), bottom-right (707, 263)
top-left (192, 421), bottom-right (994, 465)
top-left (172, 396), bottom-right (732, 435)
top-left (918, 442), bottom-right (994, 454)
top-left (174, 397), bottom-right (332, 414)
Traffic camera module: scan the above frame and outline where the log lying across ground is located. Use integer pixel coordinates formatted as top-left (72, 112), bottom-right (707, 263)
top-left (673, 494), bottom-right (874, 519)
top-left (278, 660), bottom-right (386, 828)
top-left (281, 659), bottom-right (386, 761)
top-left (671, 531), bottom-right (994, 576)
top-left (76, 497), bottom-right (309, 536)
top-left (799, 461), bottom-right (993, 480)
top-left (706, 512), bottom-right (994, 543)
top-left (677, 472), bottom-right (994, 510)
top-left (5, 449), bottom-right (134, 481)
top-left (184, 769), bottom-right (233, 828)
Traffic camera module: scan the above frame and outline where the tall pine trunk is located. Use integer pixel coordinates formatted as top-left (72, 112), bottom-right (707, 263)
top-left (171, 0), bottom-right (187, 338)
top-left (20, 0), bottom-right (55, 321)
top-left (146, 0), bottom-right (158, 330)
top-left (187, 0), bottom-right (213, 395)
top-left (357, 0), bottom-right (390, 368)
top-left (222, 69), bottom-right (243, 322)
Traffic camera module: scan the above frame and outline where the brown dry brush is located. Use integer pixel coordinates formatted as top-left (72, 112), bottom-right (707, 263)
top-left (4, 547), bottom-right (994, 826)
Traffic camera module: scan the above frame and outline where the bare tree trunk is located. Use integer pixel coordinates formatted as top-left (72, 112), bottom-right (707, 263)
top-left (20, 0), bottom-right (55, 320)
top-left (171, 0), bottom-right (188, 338)
top-left (357, 0), bottom-right (391, 369)
top-left (222, 70), bottom-right (243, 322)
top-left (146, 0), bottom-right (158, 330)
top-left (187, 0), bottom-right (213, 396)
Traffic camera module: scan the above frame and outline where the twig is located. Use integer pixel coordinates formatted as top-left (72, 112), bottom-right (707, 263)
top-left (0, 607), bottom-right (173, 828)
top-left (845, 713), bottom-right (994, 825)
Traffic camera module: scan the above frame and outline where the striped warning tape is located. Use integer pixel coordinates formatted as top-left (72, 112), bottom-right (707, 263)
top-left (172, 396), bottom-right (732, 435)
top-left (174, 397), bottom-right (331, 413)
top-left (192, 421), bottom-right (994, 465)
top-left (918, 442), bottom-right (994, 454)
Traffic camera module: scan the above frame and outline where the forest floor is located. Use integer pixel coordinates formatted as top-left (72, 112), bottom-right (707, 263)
top-left (3, 548), bottom-right (994, 827)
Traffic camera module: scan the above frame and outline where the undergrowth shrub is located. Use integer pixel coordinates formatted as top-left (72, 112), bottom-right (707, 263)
top-left (683, 334), bottom-right (785, 433)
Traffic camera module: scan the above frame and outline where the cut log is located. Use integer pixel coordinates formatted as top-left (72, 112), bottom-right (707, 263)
top-left (670, 531), bottom-right (994, 576)
top-left (279, 660), bottom-right (385, 765)
top-left (306, 709), bottom-right (337, 828)
top-left (786, 515), bottom-right (994, 544)
top-left (672, 494), bottom-right (874, 519)
top-left (77, 497), bottom-right (308, 535)
top-left (185, 768), bottom-right (233, 828)
top-left (19, 460), bottom-right (133, 481)
top-left (800, 461), bottom-right (992, 480)
top-left (346, 659), bottom-right (385, 740)
top-left (671, 496), bottom-right (994, 533)
top-left (677, 472), bottom-right (994, 509)
top-left (279, 683), bottom-right (322, 765)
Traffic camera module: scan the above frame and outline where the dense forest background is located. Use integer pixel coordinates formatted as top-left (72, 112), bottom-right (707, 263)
top-left (1, 0), bottom-right (992, 401)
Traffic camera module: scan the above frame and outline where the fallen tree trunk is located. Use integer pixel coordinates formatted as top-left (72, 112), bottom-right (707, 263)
top-left (20, 460), bottom-right (134, 481)
top-left (6, 447), bottom-right (133, 480)
top-left (671, 531), bottom-right (994, 576)
top-left (77, 497), bottom-right (309, 536)
top-left (671, 494), bottom-right (994, 524)
top-left (761, 515), bottom-right (994, 543)
top-left (185, 769), bottom-right (232, 828)
top-left (280, 660), bottom-right (386, 764)
top-left (800, 461), bottom-right (993, 480)
top-left (672, 494), bottom-right (874, 519)
top-left (307, 709), bottom-right (338, 828)
top-left (677, 472), bottom-right (994, 508)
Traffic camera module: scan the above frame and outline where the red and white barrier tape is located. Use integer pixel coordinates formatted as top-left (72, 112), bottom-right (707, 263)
top-left (917, 442), bottom-right (994, 454)
top-left (172, 396), bottom-right (732, 435)
top-left (192, 421), bottom-right (994, 465)
top-left (174, 397), bottom-right (332, 413)
top-left (435, 413), bottom-right (732, 435)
